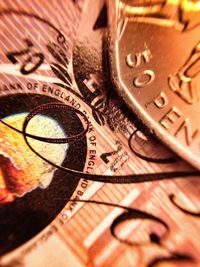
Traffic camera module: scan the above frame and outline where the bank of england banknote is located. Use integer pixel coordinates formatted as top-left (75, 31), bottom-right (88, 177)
top-left (0, 0), bottom-right (199, 266)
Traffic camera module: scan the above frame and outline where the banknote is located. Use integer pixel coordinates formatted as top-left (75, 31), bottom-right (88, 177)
top-left (0, 0), bottom-right (199, 266)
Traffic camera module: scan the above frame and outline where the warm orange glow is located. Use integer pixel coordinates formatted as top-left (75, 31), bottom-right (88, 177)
top-left (168, 0), bottom-right (200, 11)
top-left (119, 2), bottom-right (161, 15)
top-left (120, 0), bottom-right (200, 17)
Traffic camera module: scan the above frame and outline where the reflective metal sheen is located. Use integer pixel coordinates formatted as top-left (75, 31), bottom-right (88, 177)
top-left (108, 0), bottom-right (200, 170)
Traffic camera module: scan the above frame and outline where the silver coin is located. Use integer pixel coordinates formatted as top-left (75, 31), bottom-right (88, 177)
top-left (107, 0), bottom-right (200, 170)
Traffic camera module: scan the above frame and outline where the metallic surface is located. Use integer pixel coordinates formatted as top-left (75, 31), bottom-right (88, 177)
top-left (0, 1), bottom-right (200, 267)
top-left (108, 0), bottom-right (200, 170)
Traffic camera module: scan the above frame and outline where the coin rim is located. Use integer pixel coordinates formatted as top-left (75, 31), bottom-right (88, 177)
top-left (107, 0), bottom-right (199, 170)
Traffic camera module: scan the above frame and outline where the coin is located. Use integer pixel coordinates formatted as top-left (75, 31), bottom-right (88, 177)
top-left (107, 0), bottom-right (200, 170)
top-left (1, 1), bottom-right (200, 267)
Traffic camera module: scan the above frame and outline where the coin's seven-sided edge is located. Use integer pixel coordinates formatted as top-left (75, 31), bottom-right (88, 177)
top-left (107, 0), bottom-right (200, 170)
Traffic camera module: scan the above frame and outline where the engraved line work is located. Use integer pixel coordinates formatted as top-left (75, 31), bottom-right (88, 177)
top-left (1, 103), bottom-right (198, 183)
top-left (65, 198), bottom-right (196, 266)
top-left (0, 9), bottom-right (66, 44)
